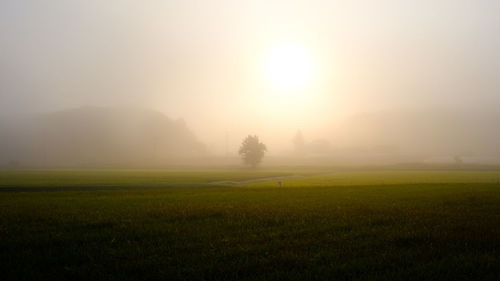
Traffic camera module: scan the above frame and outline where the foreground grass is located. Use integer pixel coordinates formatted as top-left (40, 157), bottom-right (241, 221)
top-left (1, 170), bottom-right (500, 280)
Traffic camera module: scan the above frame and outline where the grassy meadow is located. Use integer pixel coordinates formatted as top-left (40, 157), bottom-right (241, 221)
top-left (1, 169), bottom-right (500, 280)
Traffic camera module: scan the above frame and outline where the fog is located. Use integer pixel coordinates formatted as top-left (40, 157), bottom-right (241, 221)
top-left (1, 0), bottom-right (500, 167)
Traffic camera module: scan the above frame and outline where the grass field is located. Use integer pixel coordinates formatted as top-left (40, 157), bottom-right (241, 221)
top-left (1, 169), bottom-right (500, 280)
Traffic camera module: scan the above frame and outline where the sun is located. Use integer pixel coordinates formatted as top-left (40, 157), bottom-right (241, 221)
top-left (265, 43), bottom-right (315, 93)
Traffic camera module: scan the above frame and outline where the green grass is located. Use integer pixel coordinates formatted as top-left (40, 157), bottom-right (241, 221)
top-left (249, 170), bottom-right (500, 188)
top-left (0, 170), bottom-right (299, 191)
top-left (1, 169), bottom-right (499, 280)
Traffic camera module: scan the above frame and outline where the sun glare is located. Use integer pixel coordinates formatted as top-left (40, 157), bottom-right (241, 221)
top-left (265, 43), bottom-right (315, 93)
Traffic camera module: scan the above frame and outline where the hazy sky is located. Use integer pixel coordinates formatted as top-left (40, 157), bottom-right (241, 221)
top-left (1, 0), bottom-right (500, 153)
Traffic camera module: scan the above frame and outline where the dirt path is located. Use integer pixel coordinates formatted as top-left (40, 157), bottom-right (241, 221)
top-left (211, 174), bottom-right (307, 186)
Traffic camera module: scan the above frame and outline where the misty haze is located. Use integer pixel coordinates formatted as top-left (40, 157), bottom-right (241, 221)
top-left (1, 1), bottom-right (499, 281)
top-left (2, 1), bottom-right (500, 167)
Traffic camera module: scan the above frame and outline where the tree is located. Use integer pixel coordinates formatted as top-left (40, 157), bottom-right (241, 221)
top-left (454, 155), bottom-right (463, 165)
top-left (238, 135), bottom-right (267, 167)
top-left (292, 130), bottom-right (306, 156)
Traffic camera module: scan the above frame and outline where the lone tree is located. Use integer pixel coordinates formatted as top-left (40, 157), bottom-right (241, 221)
top-left (238, 135), bottom-right (267, 168)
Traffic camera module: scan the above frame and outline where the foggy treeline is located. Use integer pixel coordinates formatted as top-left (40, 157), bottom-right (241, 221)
top-left (1, 106), bottom-right (499, 168)
top-left (327, 109), bottom-right (500, 165)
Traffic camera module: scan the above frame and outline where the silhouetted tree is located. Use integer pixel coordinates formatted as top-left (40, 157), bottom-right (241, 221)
top-left (292, 130), bottom-right (306, 156)
top-left (239, 135), bottom-right (267, 167)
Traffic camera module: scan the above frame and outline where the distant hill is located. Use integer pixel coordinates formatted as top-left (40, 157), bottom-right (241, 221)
top-left (0, 107), bottom-right (206, 167)
top-left (332, 109), bottom-right (500, 164)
